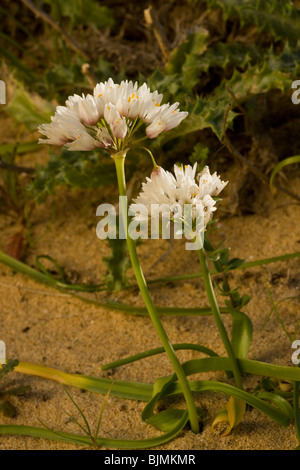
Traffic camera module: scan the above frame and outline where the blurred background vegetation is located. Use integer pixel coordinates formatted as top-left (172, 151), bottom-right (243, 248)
top-left (0, 0), bottom-right (300, 269)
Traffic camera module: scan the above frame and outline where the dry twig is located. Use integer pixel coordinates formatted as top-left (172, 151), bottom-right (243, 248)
top-left (144, 5), bottom-right (170, 61)
top-left (0, 158), bottom-right (35, 174)
top-left (20, 0), bottom-right (92, 61)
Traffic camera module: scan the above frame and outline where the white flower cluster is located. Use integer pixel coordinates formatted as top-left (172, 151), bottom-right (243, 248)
top-left (38, 78), bottom-right (188, 152)
top-left (130, 164), bottom-right (228, 233)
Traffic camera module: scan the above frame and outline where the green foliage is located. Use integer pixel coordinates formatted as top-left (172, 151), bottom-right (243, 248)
top-left (0, 359), bottom-right (18, 381)
top-left (0, 359), bottom-right (30, 418)
top-left (207, 0), bottom-right (300, 46)
top-left (43, 0), bottom-right (114, 30)
top-left (30, 148), bottom-right (116, 203)
top-left (189, 142), bottom-right (210, 168)
top-left (6, 84), bottom-right (55, 131)
top-left (144, 0), bottom-right (300, 175)
top-left (103, 232), bottom-right (131, 292)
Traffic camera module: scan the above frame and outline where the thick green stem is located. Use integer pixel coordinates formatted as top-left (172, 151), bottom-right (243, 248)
top-left (294, 366), bottom-right (300, 446)
top-left (113, 152), bottom-right (200, 433)
top-left (197, 248), bottom-right (243, 390)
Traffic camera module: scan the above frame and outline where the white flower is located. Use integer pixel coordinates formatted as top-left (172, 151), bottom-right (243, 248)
top-left (129, 164), bottom-right (228, 235)
top-left (38, 78), bottom-right (188, 152)
top-left (104, 102), bottom-right (127, 139)
top-left (66, 94), bottom-right (100, 126)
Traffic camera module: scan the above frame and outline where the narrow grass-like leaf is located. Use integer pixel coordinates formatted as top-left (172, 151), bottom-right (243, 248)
top-left (63, 386), bottom-right (92, 437)
top-left (101, 343), bottom-right (219, 371)
top-left (95, 385), bottom-right (113, 440)
top-left (0, 141), bottom-right (39, 156)
top-left (0, 411), bottom-right (189, 449)
top-left (256, 391), bottom-right (294, 420)
top-left (11, 362), bottom-right (152, 401)
top-left (270, 156), bottom-right (300, 194)
top-left (182, 357), bottom-right (300, 382)
top-left (6, 357), bottom-right (300, 402)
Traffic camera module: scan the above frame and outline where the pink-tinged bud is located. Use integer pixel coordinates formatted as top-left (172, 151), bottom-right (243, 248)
top-left (150, 166), bottom-right (162, 178)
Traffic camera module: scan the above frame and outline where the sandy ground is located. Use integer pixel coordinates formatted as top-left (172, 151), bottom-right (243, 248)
top-left (0, 118), bottom-right (300, 450)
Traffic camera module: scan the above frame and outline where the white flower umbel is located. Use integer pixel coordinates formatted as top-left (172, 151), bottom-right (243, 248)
top-left (38, 79), bottom-right (188, 153)
top-left (129, 164), bottom-right (228, 243)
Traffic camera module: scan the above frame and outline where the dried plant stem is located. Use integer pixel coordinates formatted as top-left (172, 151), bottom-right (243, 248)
top-left (20, 0), bottom-right (91, 61)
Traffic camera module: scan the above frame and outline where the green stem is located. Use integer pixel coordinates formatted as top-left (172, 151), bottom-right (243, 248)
top-left (139, 147), bottom-right (159, 170)
top-left (197, 248), bottom-right (243, 389)
top-left (113, 151), bottom-right (200, 433)
top-left (101, 343), bottom-right (218, 371)
top-left (294, 366), bottom-right (300, 446)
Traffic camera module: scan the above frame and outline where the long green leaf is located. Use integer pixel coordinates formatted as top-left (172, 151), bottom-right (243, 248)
top-left (228, 307), bottom-right (253, 359)
top-left (256, 391), bottom-right (294, 420)
top-left (0, 412), bottom-right (188, 449)
top-left (142, 374), bottom-right (176, 424)
top-left (269, 156), bottom-right (300, 194)
top-left (101, 343), bottom-right (219, 371)
top-left (168, 381), bottom-right (290, 427)
top-left (182, 357), bottom-right (300, 382)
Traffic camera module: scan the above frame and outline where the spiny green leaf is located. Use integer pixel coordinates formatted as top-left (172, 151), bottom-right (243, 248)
top-left (43, 0), bottom-right (114, 30)
top-left (207, 0), bottom-right (300, 46)
top-left (166, 29), bottom-right (208, 75)
top-left (214, 64), bottom-right (291, 103)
